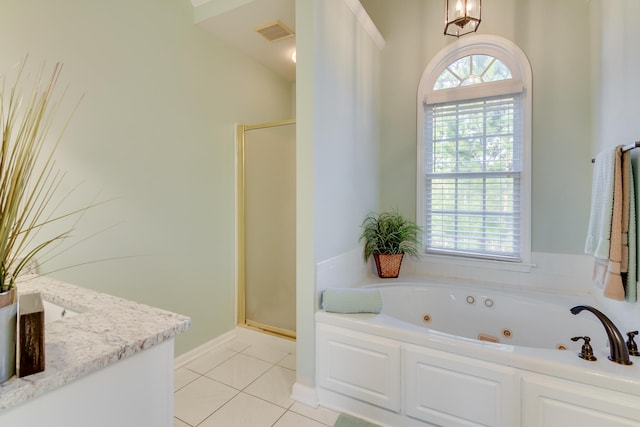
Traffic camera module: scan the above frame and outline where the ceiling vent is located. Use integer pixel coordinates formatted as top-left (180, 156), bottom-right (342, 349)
top-left (255, 20), bottom-right (294, 42)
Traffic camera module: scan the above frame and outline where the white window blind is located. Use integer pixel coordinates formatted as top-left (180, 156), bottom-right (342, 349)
top-left (424, 94), bottom-right (522, 261)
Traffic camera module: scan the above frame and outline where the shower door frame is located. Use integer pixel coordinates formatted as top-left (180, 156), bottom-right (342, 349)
top-left (236, 119), bottom-right (296, 339)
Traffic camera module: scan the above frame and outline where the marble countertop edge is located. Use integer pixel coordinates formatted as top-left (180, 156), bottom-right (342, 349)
top-left (0, 275), bottom-right (191, 412)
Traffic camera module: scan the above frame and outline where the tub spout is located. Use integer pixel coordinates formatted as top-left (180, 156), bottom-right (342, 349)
top-left (570, 305), bottom-right (632, 365)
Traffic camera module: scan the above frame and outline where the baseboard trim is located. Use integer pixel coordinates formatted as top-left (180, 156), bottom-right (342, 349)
top-left (174, 325), bottom-right (296, 368)
top-left (291, 382), bottom-right (319, 408)
top-left (173, 329), bottom-right (236, 369)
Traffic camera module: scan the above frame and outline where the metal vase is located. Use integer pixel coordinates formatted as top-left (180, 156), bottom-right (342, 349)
top-left (0, 288), bottom-right (17, 384)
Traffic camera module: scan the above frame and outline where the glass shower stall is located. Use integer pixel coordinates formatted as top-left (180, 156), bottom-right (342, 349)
top-left (237, 120), bottom-right (296, 338)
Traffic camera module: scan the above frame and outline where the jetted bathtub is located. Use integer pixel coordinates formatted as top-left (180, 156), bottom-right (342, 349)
top-left (316, 281), bottom-right (640, 427)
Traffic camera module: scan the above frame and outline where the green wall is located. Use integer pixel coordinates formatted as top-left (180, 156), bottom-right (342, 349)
top-left (591, 0), bottom-right (640, 154)
top-left (361, 0), bottom-right (593, 255)
top-left (0, 0), bottom-right (293, 354)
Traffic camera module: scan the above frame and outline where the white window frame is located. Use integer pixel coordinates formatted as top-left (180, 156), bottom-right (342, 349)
top-left (417, 35), bottom-right (533, 272)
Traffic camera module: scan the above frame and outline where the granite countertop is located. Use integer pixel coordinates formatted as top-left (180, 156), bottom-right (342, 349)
top-left (0, 274), bottom-right (191, 411)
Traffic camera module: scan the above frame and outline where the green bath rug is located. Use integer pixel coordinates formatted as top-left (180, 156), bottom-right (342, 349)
top-left (333, 413), bottom-right (382, 427)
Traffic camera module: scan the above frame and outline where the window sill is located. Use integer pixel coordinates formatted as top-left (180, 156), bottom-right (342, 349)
top-left (413, 252), bottom-right (535, 274)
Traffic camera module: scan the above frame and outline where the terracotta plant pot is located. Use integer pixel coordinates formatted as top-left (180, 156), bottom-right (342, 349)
top-left (373, 253), bottom-right (404, 278)
top-left (0, 288), bottom-right (17, 384)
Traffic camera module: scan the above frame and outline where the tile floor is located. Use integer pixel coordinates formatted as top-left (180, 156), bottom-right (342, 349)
top-left (174, 329), bottom-right (340, 427)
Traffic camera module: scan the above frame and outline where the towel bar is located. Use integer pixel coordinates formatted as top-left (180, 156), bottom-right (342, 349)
top-left (591, 141), bottom-right (640, 163)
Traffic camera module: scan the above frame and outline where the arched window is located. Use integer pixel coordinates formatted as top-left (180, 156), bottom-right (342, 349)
top-left (417, 35), bottom-right (532, 266)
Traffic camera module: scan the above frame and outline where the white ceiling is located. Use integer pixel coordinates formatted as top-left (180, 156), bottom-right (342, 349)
top-left (195, 0), bottom-right (296, 82)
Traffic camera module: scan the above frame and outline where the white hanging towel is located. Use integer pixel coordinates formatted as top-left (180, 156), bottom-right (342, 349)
top-left (585, 147), bottom-right (617, 258)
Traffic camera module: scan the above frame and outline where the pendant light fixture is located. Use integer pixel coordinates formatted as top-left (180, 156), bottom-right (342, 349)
top-left (444, 0), bottom-right (481, 38)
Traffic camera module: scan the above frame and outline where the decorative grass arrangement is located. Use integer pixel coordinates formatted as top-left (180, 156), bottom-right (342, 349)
top-left (360, 211), bottom-right (422, 262)
top-left (0, 59), bottom-right (86, 293)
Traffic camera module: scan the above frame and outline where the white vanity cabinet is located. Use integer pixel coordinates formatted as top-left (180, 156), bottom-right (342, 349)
top-left (0, 276), bottom-right (190, 426)
top-left (404, 344), bottom-right (518, 427)
top-left (521, 373), bottom-right (640, 427)
top-left (0, 340), bottom-right (175, 426)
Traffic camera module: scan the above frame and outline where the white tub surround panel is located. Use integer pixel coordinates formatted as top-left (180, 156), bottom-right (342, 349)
top-left (522, 373), bottom-right (640, 427)
top-left (316, 247), bottom-right (369, 295)
top-left (316, 311), bottom-right (640, 427)
top-left (316, 250), bottom-right (597, 298)
top-left (404, 345), bottom-right (518, 426)
top-left (402, 252), bottom-right (594, 295)
top-left (0, 274), bottom-right (190, 417)
top-left (317, 323), bottom-right (401, 412)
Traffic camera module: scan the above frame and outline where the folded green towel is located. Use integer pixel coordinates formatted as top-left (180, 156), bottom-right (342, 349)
top-left (334, 413), bottom-right (383, 427)
top-left (321, 288), bottom-right (382, 314)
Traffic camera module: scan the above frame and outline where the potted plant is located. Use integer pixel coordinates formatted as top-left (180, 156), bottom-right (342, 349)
top-left (359, 211), bottom-right (422, 278)
top-left (0, 59), bottom-right (88, 383)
